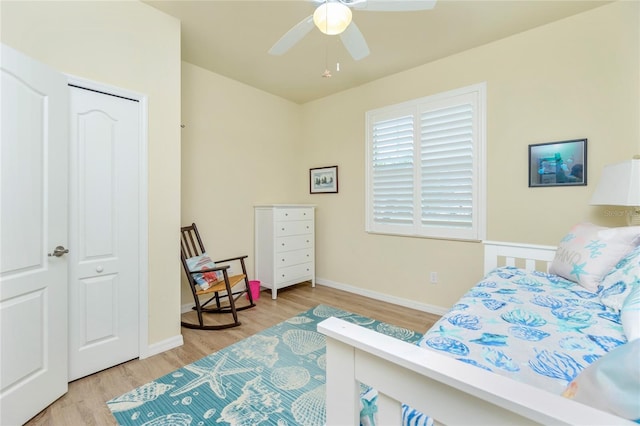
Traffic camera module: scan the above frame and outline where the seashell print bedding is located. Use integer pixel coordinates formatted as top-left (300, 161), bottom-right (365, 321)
top-left (417, 266), bottom-right (627, 394)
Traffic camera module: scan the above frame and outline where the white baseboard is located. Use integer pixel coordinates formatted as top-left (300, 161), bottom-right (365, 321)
top-left (140, 334), bottom-right (184, 359)
top-left (181, 279), bottom-right (448, 317)
top-left (316, 277), bottom-right (449, 317)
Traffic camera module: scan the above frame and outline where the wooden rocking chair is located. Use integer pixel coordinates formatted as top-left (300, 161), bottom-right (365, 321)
top-left (180, 223), bottom-right (256, 330)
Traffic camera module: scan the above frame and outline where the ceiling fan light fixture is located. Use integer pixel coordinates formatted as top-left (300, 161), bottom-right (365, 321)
top-left (313, 2), bottom-right (353, 35)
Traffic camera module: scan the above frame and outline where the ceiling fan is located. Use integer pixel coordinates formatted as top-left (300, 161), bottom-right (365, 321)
top-left (268, 0), bottom-right (437, 61)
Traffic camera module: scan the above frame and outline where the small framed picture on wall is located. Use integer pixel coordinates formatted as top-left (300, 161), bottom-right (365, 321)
top-left (310, 166), bottom-right (338, 194)
top-left (528, 139), bottom-right (587, 187)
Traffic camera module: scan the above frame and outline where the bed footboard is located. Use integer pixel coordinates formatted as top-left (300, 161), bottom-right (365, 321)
top-left (318, 317), bottom-right (633, 425)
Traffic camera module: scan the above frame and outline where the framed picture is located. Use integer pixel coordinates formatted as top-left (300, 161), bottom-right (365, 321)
top-left (310, 166), bottom-right (338, 194)
top-left (528, 139), bottom-right (587, 187)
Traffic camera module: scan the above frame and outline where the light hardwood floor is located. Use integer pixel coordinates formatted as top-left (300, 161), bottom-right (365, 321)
top-left (26, 283), bottom-right (441, 425)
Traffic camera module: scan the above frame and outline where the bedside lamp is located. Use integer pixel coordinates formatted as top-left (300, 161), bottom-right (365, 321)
top-left (590, 156), bottom-right (640, 226)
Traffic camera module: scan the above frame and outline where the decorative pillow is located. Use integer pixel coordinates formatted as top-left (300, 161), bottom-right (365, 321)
top-left (185, 253), bottom-right (222, 291)
top-left (600, 244), bottom-right (640, 312)
top-left (562, 339), bottom-right (640, 422)
top-left (621, 283), bottom-right (640, 342)
top-left (549, 223), bottom-right (640, 292)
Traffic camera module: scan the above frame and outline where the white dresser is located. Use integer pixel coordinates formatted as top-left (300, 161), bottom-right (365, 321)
top-left (254, 205), bottom-right (315, 299)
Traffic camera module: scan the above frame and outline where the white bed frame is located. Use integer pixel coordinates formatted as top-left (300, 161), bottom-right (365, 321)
top-left (318, 241), bottom-right (634, 425)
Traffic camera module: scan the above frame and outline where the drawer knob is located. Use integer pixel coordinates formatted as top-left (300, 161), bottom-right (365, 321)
top-left (282, 243), bottom-right (285, 246)
top-left (282, 227), bottom-right (285, 231)
top-left (282, 274), bottom-right (285, 277)
top-left (281, 258), bottom-right (285, 262)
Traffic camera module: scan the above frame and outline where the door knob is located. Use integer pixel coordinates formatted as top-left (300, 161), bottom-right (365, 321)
top-left (48, 245), bottom-right (69, 257)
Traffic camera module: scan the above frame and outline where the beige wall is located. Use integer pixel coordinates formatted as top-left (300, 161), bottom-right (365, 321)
top-left (298, 1), bottom-right (640, 309)
top-left (1, 1), bottom-right (182, 344)
top-left (5, 0), bottom-right (635, 341)
top-left (180, 62), bottom-right (302, 303)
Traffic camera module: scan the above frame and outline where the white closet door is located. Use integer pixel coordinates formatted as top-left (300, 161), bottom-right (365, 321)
top-left (68, 85), bottom-right (140, 381)
top-left (0, 44), bottom-right (69, 426)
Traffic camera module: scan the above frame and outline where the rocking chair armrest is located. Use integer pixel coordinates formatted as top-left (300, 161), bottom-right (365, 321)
top-left (214, 255), bottom-right (249, 264)
top-left (188, 265), bottom-right (230, 275)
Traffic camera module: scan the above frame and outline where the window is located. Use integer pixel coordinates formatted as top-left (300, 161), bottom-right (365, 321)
top-left (365, 83), bottom-right (486, 241)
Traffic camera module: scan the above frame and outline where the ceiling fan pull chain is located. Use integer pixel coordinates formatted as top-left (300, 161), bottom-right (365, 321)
top-left (322, 37), bottom-right (332, 78)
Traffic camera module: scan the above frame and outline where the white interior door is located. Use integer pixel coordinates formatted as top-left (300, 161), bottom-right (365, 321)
top-left (68, 85), bottom-right (140, 381)
top-left (0, 44), bottom-right (69, 425)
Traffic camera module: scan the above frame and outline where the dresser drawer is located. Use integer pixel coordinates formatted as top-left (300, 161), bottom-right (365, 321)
top-left (274, 208), bottom-right (313, 221)
top-left (277, 248), bottom-right (313, 267)
top-left (275, 235), bottom-right (313, 252)
top-left (275, 262), bottom-right (312, 284)
top-left (275, 220), bottom-right (313, 237)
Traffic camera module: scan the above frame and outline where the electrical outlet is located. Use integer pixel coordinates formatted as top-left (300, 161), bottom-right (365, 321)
top-left (430, 272), bottom-right (438, 284)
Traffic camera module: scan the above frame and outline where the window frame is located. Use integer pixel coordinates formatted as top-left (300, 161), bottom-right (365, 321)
top-left (365, 82), bottom-right (487, 241)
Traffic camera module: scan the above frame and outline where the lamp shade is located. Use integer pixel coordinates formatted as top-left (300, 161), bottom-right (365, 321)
top-left (313, 2), bottom-right (352, 35)
top-left (590, 158), bottom-right (640, 206)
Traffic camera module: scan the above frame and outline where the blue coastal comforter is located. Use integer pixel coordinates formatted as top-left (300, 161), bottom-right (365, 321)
top-left (416, 266), bottom-right (627, 394)
top-left (377, 266), bottom-right (630, 426)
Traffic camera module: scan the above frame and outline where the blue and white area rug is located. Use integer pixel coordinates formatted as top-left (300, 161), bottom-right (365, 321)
top-left (107, 305), bottom-right (422, 426)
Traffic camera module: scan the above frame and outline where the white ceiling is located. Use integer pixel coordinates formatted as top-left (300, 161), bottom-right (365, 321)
top-left (145, 0), bottom-right (610, 104)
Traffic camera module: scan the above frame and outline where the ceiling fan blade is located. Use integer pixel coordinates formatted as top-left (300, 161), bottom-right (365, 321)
top-left (268, 15), bottom-right (315, 55)
top-left (349, 0), bottom-right (436, 12)
top-left (340, 22), bottom-right (370, 60)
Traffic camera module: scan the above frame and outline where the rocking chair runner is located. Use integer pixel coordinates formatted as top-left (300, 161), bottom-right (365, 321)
top-left (180, 223), bottom-right (256, 330)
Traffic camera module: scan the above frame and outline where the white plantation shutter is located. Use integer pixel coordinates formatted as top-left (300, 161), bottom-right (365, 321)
top-left (371, 113), bottom-right (415, 227)
top-left (420, 103), bottom-right (474, 231)
top-left (366, 83), bottom-right (486, 240)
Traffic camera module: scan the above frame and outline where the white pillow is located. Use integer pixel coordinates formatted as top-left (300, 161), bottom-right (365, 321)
top-left (563, 339), bottom-right (640, 422)
top-left (549, 223), bottom-right (640, 292)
